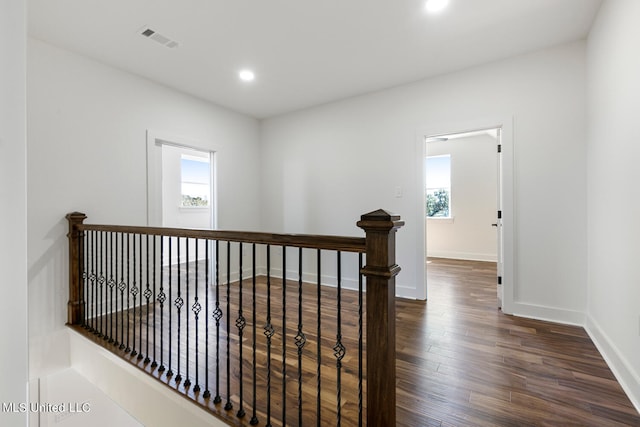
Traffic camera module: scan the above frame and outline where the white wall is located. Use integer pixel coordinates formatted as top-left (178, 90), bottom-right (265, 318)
top-left (0, 1), bottom-right (28, 425)
top-left (426, 134), bottom-right (498, 262)
top-left (586, 0), bottom-right (640, 410)
top-left (261, 41), bottom-right (587, 319)
top-left (27, 39), bottom-right (261, 380)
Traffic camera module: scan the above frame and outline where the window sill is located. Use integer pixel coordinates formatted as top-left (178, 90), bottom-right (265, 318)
top-left (179, 206), bottom-right (210, 211)
top-left (426, 216), bottom-right (454, 224)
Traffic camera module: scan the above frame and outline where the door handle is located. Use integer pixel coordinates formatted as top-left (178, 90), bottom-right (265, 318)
top-left (491, 223), bottom-right (498, 227)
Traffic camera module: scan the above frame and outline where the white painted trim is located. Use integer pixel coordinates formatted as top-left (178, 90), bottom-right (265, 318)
top-left (585, 315), bottom-right (640, 414)
top-left (416, 116), bottom-right (516, 313)
top-left (510, 302), bottom-right (585, 326)
top-left (426, 252), bottom-right (498, 262)
top-left (69, 329), bottom-right (226, 427)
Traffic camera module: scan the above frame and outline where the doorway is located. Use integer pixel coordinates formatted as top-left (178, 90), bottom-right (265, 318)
top-left (417, 118), bottom-right (514, 314)
top-left (146, 130), bottom-right (217, 230)
top-left (425, 128), bottom-right (501, 306)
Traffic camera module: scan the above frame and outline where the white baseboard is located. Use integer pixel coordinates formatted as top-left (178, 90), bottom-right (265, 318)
top-left (510, 302), bottom-right (585, 326)
top-left (426, 251), bottom-right (497, 262)
top-left (585, 316), bottom-right (640, 414)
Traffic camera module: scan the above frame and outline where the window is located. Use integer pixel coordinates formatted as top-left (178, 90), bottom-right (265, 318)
top-left (181, 154), bottom-right (210, 207)
top-left (425, 154), bottom-right (451, 218)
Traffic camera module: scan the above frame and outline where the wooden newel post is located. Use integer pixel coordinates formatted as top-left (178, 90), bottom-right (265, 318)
top-left (357, 209), bottom-right (404, 427)
top-left (66, 212), bottom-right (87, 325)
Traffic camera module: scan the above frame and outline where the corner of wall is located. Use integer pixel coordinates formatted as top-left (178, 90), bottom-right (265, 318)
top-left (585, 315), bottom-right (640, 413)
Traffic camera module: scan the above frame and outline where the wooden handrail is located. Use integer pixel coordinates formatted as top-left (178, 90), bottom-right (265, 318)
top-left (76, 224), bottom-right (366, 253)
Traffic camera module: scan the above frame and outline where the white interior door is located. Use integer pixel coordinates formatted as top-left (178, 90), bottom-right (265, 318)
top-left (496, 127), bottom-right (504, 308)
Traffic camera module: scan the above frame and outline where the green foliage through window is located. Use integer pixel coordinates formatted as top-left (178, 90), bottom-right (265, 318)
top-left (182, 195), bottom-right (208, 207)
top-left (426, 189), bottom-right (450, 217)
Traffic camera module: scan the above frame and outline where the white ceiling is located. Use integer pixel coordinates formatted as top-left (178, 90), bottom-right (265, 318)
top-left (28, 0), bottom-right (602, 119)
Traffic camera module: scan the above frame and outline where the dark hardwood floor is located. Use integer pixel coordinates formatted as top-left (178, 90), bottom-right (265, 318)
top-left (395, 257), bottom-right (640, 426)
top-left (77, 257), bottom-right (640, 426)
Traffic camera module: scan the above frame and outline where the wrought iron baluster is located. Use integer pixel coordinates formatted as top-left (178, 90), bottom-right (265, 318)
top-left (334, 251), bottom-right (345, 427)
top-left (151, 235), bottom-right (158, 368)
top-left (88, 230), bottom-right (95, 332)
top-left (250, 243), bottom-right (258, 425)
top-left (118, 233), bottom-right (126, 350)
top-left (358, 252), bottom-right (364, 427)
top-left (281, 245), bottom-right (287, 424)
top-left (158, 236), bottom-right (166, 372)
top-left (144, 234), bottom-right (151, 364)
top-left (113, 233), bottom-right (122, 347)
top-left (125, 233), bottom-right (131, 353)
top-left (203, 241), bottom-right (211, 398)
top-left (264, 244), bottom-right (274, 426)
top-left (175, 237), bottom-right (183, 383)
top-left (295, 247), bottom-right (306, 427)
top-left (316, 248), bottom-right (322, 427)
top-left (98, 231), bottom-right (104, 337)
top-left (193, 239), bottom-right (201, 392)
top-left (81, 229), bottom-right (87, 327)
top-left (213, 239), bottom-right (222, 404)
top-left (90, 231), bottom-right (98, 332)
top-left (167, 237), bottom-right (173, 377)
top-left (225, 240), bottom-right (232, 411)
top-left (184, 238), bottom-right (191, 388)
top-left (138, 234), bottom-right (144, 360)
top-left (131, 234), bottom-right (139, 357)
top-left (236, 242), bottom-right (246, 418)
top-left (108, 232), bottom-right (115, 343)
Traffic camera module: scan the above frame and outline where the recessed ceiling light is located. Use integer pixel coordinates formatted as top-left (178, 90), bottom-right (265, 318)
top-left (425, 0), bottom-right (449, 13)
top-left (239, 69), bottom-right (255, 82)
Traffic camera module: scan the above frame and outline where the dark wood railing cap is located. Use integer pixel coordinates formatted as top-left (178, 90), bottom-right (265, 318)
top-left (357, 209), bottom-right (405, 230)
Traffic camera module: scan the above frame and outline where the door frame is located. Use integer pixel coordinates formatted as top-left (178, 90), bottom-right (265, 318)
top-left (146, 129), bottom-right (218, 229)
top-left (415, 116), bottom-right (515, 314)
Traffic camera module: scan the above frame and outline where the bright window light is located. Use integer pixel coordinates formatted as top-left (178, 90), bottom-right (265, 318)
top-left (425, 0), bottom-right (449, 13)
top-left (239, 69), bottom-right (255, 82)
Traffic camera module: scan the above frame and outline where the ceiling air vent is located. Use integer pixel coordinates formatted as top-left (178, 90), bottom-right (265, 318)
top-left (139, 27), bottom-right (179, 49)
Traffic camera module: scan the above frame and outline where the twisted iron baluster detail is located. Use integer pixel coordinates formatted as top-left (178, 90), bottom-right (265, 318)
top-left (88, 231), bottom-right (96, 333)
top-left (296, 247), bottom-right (306, 427)
top-left (175, 237), bottom-right (183, 383)
top-left (118, 233), bottom-right (126, 350)
top-left (98, 231), bottom-right (105, 337)
top-left (213, 239), bottom-right (221, 404)
top-left (138, 234), bottom-right (144, 360)
top-left (123, 233), bottom-right (135, 353)
top-left (224, 241), bottom-right (233, 411)
top-left (81, 230), bottom-right (87, 328)
top-left (250, 243), bottom-right (258, 425)
top-left (130, 235), bottom-right (139, 357)
top-left (108, 232), bottom-right (115, 343)
top-left (236, 243), bottom-right (246, 418)
top-left (167, 237), bottom-right (173, 378)
top-left (144, 234), bottom-right (152, 364)
top-left (184, 239), bottom-right (191, 388)
top-left (265, 245), bottom-right (273, 427)
top-left (334, 251), bottom-right (344, 427)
